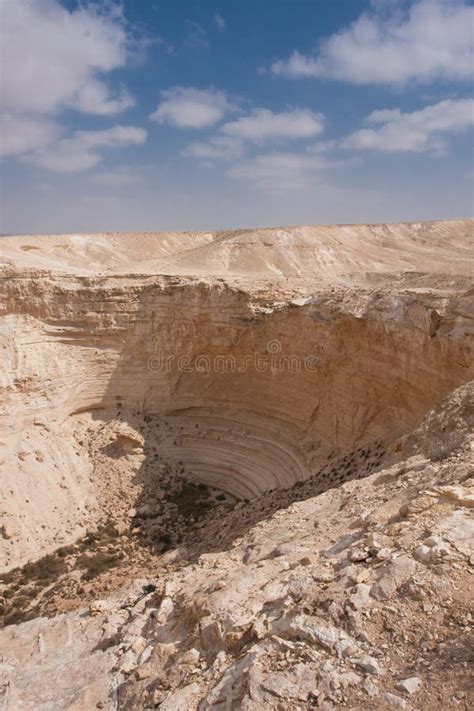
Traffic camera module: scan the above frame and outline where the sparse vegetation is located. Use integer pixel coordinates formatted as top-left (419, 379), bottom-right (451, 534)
top-left (56, 544), bottom-right (75, 557)
top-left (78, 520), bottom-right (119, 551)
top-left (21, 553), bottom-right (67, 583)
top-left (1, 520), bottom-right (125, 626)
top-left (77, 551), bottom-right (123, 581)
top-left (0, 569), bottom-right (17, 585)
top-left (0, 550), bottom-right (70, 628)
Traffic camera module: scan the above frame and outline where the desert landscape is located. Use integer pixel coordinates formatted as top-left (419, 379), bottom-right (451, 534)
top-left (1, 0), bottom-right (474, 708)
top-left (0, 219), bottom-right (473, 709)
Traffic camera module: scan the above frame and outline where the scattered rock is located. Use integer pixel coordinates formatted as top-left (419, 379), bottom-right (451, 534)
top-left (436, 484), bottom-right (474, 508)
top-left (371, 556), bottom-right (417, 600)
top-left (1, 525), bottom-right (13, 540)
top-left (356, 654), bottom-right (383, 676)
top-left (383, 691), bottom-right (409, 708)
top-left (363, 677), bottom-right (379, 697)
top-left (349, 547), bottom-right (370, 562)
top-left (396, 676), bottom-right (422, 695)
top-left (349, 583), bottom-right (372, 609)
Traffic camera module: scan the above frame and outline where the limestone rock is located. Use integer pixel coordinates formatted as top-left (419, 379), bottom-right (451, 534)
top-left (371, 556), bottom-right (417, 600)
top-left (436, 484), bottom-right (474, 508)
top-left (396, 676), bottom-right (422, 695)
top-left (349, 583), bottom-right (372, 609)
top-left (2, 220), bottom-right (473, 568)
top-left (383, 692), bottom-right (409, 709)
top-left (159, 682), bottom-right (202, 711)
top-left (363, 677), bottom-right (379, 697)
top-left (0, 221), bottom-right (472, 710)
top-left (356, 654), bottom-right (383, 676)
top-left (261, 664), bottom-right (317, 700)
top-left (441, 511), bottom-right (474, 558)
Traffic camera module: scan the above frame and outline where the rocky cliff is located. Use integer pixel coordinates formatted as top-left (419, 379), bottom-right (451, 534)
top-left (0, 220), bottom-right (473, 709)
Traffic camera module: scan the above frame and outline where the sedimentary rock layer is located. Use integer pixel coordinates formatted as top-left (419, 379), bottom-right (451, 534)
top-left (1, 219), bottom-right (473, 568)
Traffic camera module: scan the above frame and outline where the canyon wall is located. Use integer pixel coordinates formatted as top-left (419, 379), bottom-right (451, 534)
top-left (1, 220), bottom-right (473, 569)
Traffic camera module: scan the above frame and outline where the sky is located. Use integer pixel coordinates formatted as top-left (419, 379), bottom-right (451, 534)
top-left (0, 0), bottom-right (473, 234)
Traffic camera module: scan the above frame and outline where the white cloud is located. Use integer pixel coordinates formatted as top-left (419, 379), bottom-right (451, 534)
top-left (25, 125), bottom-right (147, 173)
top-left (150, 87), bottom-right (232, 128)
top-left (228, 151), bottom-right (326, 193)
top-left (184, 108), bottom-right (326, 163)
top-left (272, 0), bottom-right (474, 85)
top-left (1, 0), bottom-right (133, 116)
top-left (0, 114), bottom-right (60, 156)
top-left (0, 0), bottom-right (141, 164)
top-left (73, 80), bottom-right (135, 117)
top-left (221, 108), bottom-right (324, 142)
top-left (215, 13), bottom-right (226, 31)
top-left (185, 136), bottom-right (243, 161)
top-left (344, 98), bottom-right (474, 152)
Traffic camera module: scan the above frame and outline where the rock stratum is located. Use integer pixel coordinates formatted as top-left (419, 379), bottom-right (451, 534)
top-left (0, 219), bottom-right (473, 710)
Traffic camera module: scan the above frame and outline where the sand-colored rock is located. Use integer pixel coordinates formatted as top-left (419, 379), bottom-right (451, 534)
top-left (1, 219), bottom-right (473, 568)
top-left (0, 219), bottom-right (473, 709)
top-left (1, 382), bottom-right (472, 709)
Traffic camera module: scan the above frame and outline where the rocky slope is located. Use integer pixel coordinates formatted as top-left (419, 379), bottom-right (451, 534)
top-left (0, 219), bottom-right (473, 709)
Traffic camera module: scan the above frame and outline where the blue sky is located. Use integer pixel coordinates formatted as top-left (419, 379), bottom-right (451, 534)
top-left (1, 0), bottom-right (473, 233)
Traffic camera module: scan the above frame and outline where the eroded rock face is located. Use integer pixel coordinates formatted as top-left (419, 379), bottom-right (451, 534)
top-left (0, 220), bottom-right (473, 709)
top-left (1, 220), bottom-right (473, 567)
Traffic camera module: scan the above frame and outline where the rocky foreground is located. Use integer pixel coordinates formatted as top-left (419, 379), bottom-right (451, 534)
top-left (1, 383), bottom-right (473, 710)
top-left (0, 220), bottom-right (473, 709)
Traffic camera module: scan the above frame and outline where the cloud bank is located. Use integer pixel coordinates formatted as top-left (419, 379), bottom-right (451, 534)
top-left (272, 0), bottom-right (474, 86)
top-left (1, 0), bottom-right (133, 117)
top-left (344, 98), bottom-right (474, 152)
